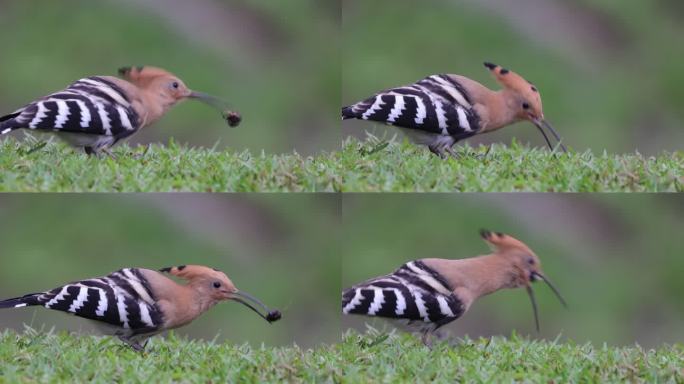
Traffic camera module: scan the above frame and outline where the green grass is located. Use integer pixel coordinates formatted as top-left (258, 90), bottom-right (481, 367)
top-left (0, 139), bottom-right (341, 192)
top-left (340, 138), bottom-right (684, 192)
top-left (2, 138), bottom-right (682, 192)
top-left (1, 329), bottom-right (682, 383)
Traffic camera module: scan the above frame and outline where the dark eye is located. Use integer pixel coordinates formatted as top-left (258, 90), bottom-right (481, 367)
top-left (172, 81), bottom-right (179, 89)
top-left (213, 281), bottom-right (221, 288)
top-left (522, 102), bottom-right (530, 110)
top-left (527, 258), bottom-right (535, 265)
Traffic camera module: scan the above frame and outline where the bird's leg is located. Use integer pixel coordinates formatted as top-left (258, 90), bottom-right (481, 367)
top-left (421, 331), bottom-right (434, 349)
top-left (428, 145), bottom-right (447, 159)
top-left (445, 146), bottom-right (462, 160)
top-left (478, 144), bottom-right (492, 159)
top-left (117, 334), bottom-right (145, 352)
top-left (100, 147), bottom-right (118, 160)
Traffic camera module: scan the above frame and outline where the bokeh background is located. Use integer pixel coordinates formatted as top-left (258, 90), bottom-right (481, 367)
top-left (342, 194), bottom-right (684, 347)
top-left (343, 0), bottom-right (684, 155)
top-left (0, 0), bottom-right (339, 155)
top-left (0, 194), bottom-right (341, 347)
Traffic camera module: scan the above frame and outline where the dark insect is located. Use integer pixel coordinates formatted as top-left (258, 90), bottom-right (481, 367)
top-left (223, 110), bottom-right (242, 127)
top-left (266, 310), bottom-right (282, 322)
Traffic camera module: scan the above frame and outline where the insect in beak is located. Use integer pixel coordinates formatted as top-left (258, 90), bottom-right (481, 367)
top-left (231, 290), bottom-right (282, 323)
top-left (526, 272), bottom-right (568, 332)
top-left (532, 118), bottom-right (568, 153)
top-left (188, 91), bottom-right (242, 127)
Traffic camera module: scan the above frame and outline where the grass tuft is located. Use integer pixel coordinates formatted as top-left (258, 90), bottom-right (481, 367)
top-left (340, 138), bottom-right (684, 192)
top-left (1, 329), bottom-right (682, 382)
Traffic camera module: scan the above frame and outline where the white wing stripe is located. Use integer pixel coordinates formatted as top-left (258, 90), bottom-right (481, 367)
top-left (45, 286), bottom-right (70, 308)
top-left (429, 75), bottom-right (472, 108)
top-left (437, 296), bottom-right (455, 317)
top-left (117, 106), bottom-right (134, 131)
top-left (139, 303), bottom-right (155, 327)
top-left (74, 99), bottom-right (91, 128)
top-left (394, 288), bottom-right (407, 315)
top-left (54, 100), bottom-right (70, 129)
top-left (387, 94), bottom-right (405, 123)
top-left (79, 78), bottom-right (130, 107)
top-left (367, 289), bottom-right (385, 316)
top-left (361, 96), bottom-right (385, 120)
top-left (343, 289), bottom-right (364, 314)
top-left (457, 107), bottom-right (471, 132)
top-left (95, 288), bottom-right (108, 317)
top-left (68, 285), bottom-right (90, 313)
top-left (414, 97), bottom-right (427, 125)
top-left (29, 102), bottom-right (49, 129)
top-left (95, 103), bottom-right (112, 136)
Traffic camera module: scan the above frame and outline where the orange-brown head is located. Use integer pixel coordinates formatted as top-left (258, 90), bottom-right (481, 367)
top-left (160, 265), bottom-right (281, 322)
top-left (118, 66), bottom-right (241, 127)
top-left (480, 229), bottom-right (567, 331)
top-left (483, 62), bottom-right (567, 152)
top-left (118, 66), bottom-right (193, 108)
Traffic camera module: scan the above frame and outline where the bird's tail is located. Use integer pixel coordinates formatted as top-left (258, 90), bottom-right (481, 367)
top-left (0, 293), bottom-right (41, 309)
top-left (341, 106), bottom-right (357, 120)
top-left (0, 112), bottom-right (21, 135)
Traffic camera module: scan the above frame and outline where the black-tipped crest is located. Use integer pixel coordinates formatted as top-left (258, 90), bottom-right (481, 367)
top-left (483, 62), bottom-right (497, 70)
top-left (117, 66), bottom-right (144, 77)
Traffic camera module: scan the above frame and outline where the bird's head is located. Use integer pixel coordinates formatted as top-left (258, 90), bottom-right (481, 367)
top-left (118, 66), bottom-right (241, 127)
top-left (480, 229), bottom-right (567, 331)
top-left (118, 66), bottom-right (192, 107)
top-left (160, 265), bottom-right (281, 323)
top-left (483, 62), bottom-right (566, 152)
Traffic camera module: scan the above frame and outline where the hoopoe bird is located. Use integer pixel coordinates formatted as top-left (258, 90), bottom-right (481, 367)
top-left (0, 265), bottom-right (281, 351)
top-left (0, 66), bottom-right (241, 155)
top-left (342, 62), bottom-right (567, 157)
top-left (342, 230), bottom-right (566, 346)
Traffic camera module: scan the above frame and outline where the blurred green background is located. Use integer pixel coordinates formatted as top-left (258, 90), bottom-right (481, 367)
top-left (343, 0), bottom-right (684, 155)
top-left (0, 0), bottom-right (339, 155)
top-left (0, 195), bottom-right (340, 347)
top-left (342, 194), bottom-right (684, 347)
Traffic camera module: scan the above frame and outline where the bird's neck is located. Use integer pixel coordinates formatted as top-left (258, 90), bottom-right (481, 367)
top-left (477, 89), bottom-right (520, 132)
top-left (423, 255), bottom-right (515, 310)
top-left (158, 283), bottom-right (218, 329)
top-left (138, 90), bottom-right (171, 127)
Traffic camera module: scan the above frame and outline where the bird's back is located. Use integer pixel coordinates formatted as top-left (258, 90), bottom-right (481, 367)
top-left (342, 74), bottom-right (482, 139)
top-left (342, 260), bottom-right (465, 331)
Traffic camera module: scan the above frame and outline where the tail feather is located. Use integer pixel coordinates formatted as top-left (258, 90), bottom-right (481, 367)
top-left (0, 112), bottom-right (21, 135)
top-left (341, 106), bottom-right (357, 120)
top-left (0, 293), bottom-right (41, 309)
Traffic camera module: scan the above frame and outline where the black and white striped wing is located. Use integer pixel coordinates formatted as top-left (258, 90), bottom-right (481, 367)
top-left (342, 75), bottom-right (480, 138)
top-left (7, 76), bottom-right (139, 139)
top-left (33, 268), bottom-right (163, 333)
top-left (342, 261), bottom-right (464, 331)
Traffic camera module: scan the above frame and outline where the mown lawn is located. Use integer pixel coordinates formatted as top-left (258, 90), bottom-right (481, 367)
top-left (340, 139), bottom-right (684, 192)
top-left (1, 330), bottom-right (681, 383)
top-left (1, 138), bottom-right (682, 192)
top-left (0, 139), bottom-right (341, 192)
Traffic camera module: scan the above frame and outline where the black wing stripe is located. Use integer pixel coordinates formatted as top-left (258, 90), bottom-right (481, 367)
top-left (345, 75), bottom-right (481, 135)
top-left (342, 260), bottom-right (465, 327)
top-left (32, 269), bottom-right (163, 332)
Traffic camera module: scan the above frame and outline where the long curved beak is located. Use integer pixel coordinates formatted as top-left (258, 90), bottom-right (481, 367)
top-left (525, 284), bottom-right (540, 332)
top-left (188, 91), bottom-right (241, 127)
top-left (231, 290), bottom-right (281, 323)
top-left (532, 272), bottom-right (568, 308)
top-left (526, 272), bottom-right (568, 332)
top-left (532, 118), bottom-right (567, 153)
